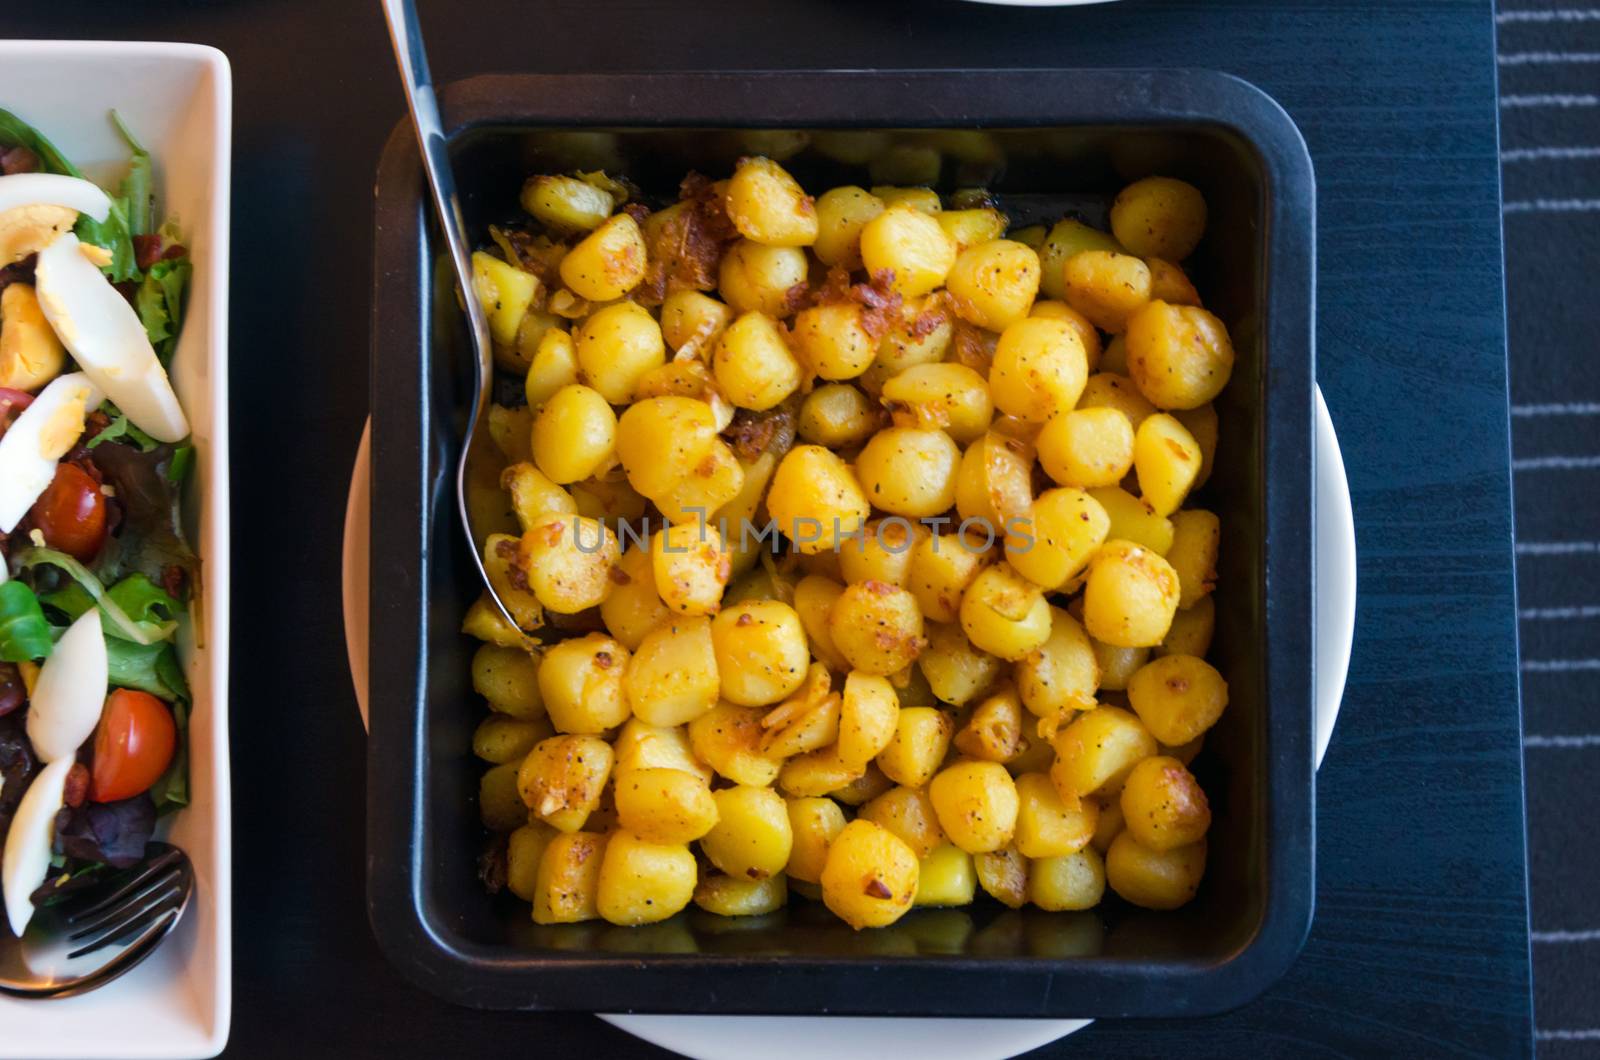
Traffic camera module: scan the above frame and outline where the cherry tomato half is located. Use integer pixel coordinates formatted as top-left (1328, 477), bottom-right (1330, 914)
top-left (91, 689), bottom-right (177, 803)
top-left (29, 462), bottom-right (108, 562)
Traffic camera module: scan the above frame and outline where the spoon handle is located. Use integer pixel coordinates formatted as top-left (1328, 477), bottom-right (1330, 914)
top-left (379, 0), bottom-right (521, 633)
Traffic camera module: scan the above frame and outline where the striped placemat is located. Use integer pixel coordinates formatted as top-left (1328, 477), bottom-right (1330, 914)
top-left (1497, 2), bottom-right (1600, 1051)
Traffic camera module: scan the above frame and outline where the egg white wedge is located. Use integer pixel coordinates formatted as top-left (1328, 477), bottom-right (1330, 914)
top-left (26, 609), bottom-right (108, 764)
top-left (34, 233), bottom-right (190, 443)
top-left (2, 757), bottom-right (74, 937)
top-left (0, 370), bottom-right (104, 532)
top-left (0, 173), bottom-right (112, 221)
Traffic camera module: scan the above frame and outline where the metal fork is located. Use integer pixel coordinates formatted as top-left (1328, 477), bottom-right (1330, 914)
top-left (0, 842), bottom-right (194, 998)
top-left (378, 0), bottom-right (528, 640)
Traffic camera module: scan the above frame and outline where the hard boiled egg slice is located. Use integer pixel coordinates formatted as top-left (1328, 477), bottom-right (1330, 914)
top-left (2, 757), bottom-right (74, 937)
top-left (0, 173), bottom-right (112, 221)
top-left (0, 370), bottom-right (103, 532)
top-left (34, 233), bottom-right (190, 443)
top-left (0, 173), bottom-right (112, 267)
top-left (25, 609), bottom-right (108, 763)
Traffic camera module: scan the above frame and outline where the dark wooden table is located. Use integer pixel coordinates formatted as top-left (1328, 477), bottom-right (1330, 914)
top-left (6, 0), bottom-right (1531, 1054)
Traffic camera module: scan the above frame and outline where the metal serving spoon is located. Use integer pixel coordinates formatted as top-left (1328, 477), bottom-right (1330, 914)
top-left (379, 0), bottom-right (524, 636)
top-left (0, 842), bottom-right (194, 998)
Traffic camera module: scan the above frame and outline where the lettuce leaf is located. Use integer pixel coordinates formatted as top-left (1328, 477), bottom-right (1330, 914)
top-left (0, 581), bottom-right (53, 662)
top-left (83, 441), bottom-right (199, 599)
top-left (86, 404), bottom-right (160, 453)
top-left (135, 257), bottom-right (191, 365)
top-left (17, 549), bottom-right (178, 644)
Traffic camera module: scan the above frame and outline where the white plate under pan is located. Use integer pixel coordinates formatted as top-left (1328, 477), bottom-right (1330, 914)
top-left (341, 387), bottom-right (1356, 1060)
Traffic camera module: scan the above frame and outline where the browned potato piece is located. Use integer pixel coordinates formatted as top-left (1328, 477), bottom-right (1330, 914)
top-left (859, 785), bottom-right (947, 859)
top-left (1013, 772), bottom-right (1099, 858)
top-left (701, 785), bottom-right (794, 880)
top-left (918, 622), bottom-right (1005, 707)
top-left (533, 831), bottom-right (609, 924)
top-left (859, 203), bottom-right (958, 298)
top-left (936, 207), bottom-right (1007, 253)
top-left (1036, 408), bottom-right (1136, 489)
top-left (1119, 755), bottom-right (1211, 851)
top-left (1062, 250), bottom-right (1151, 333)
top-left (945, 239), bottom-right (1042, 331)
top-left (799, 384), bottom-right (883, 449)
top-left (1077, 372), bottom-right (1157, 431)
top-left (1157, 595), bottom-right (1215, 658)
top-left (1049, 706), bottom-right (1157, 801)
top-left (793, 574), bottom-right (851, 670)
top-left (778, 746), bottom-right (864, 797)
top-left (814, 185), bottom-right (885, 269)
top-left (786, 796), bottom-right (849, 882)
top-left (694, 873), bottom-right (787, 918)
top-left (519, 735), bottom-right (615, 832)
top-left (1037, 218), bottom-right (1121, 301)
top-left (854, 427), bottom-right (961, 518)
top-left (1006, 488), bottom-right (1111, 591)
top-left (1147, 258), bottom-right (1201, 306)
top-left (1174, 402), bottom-right (1219, 488)
top-left (597, 830), bottom-right (699, 926)
top-left (532, 384), bottom-right (618, 485)
top-left (1125, 301), bottom-right (1236, 410)
top-left (540, 632), bottom-right (632, 733)
top-left (660, 290), bottom-right (733, 356)
top-left (1126, 654), bottom-right (1229, 745)
top-left (600, 545), bottom-right (672, 651)
top-left (1014, 606), bottom-right (1099, 719)
top-left (1109, 177), bottom-right (1207, 261)
top-left (1091, 638), bottom-right (1149, 693)
top-left (1086, 487), bottom-right (1174, 555)
top-left (689, 701), bottom-right (782, 786)
top-left (820, 819), bottom-right (920, 929)
top-left (953, 684), bottom-right (1025, 763)
top-left (791, 302), bottom-right (879, 381)
top-left (1167, 509), bottom-right (1220, 608)
top-left (767, 445), bottom-right (872, 554)
top-left (652, 523), bottom-right (732, 616)
top-left (829, 580), bottom-right (926, 676)
top-left (1090, 795), bottom-right (1125, 853)
top-left (880, 363), bottom-right (994, 445)
top-left (959, 563), bottom-right (1053, 662)
top-left (725, 156), bottom-right (819, 247)
top-left (711, 600), bottom-right (811, 707)
top-left (613, 767), bottom-right (720, 845)
top-left (615, 396), bottom-right (720, 500)
top-left (1082, 540), bottom-right (1182, 648)
top-left (928, 760), bottom-right (1020, 853)
top-left (876, 707), bottom-right (955, 788)
top-left (975, 846), bottom-right (1029, 909)
top-left (838, 672), bottom-right (901, 767)
top-left (1106, 832), bottom-right (1206, 910)
top-left (714, 311), bottom-right (805, 411)
top-left (1027, 847), bottom-right (1106, 911)
top-left (482, 533), bottom-right (546, 631)
top-left (829, 764), bottom-right (894, 806)
top-left (613, 718), bottom-right (713, 785)
top-left (517, 513), bottom-right (619, 614)
top-left (559, 213), bottom-right (647, 301)
top-left (838, 519), bottom-right (922, 588)
top-left (1133, 413), bottom-right (1202, 517)
top-left (625, 616), bottom-right (720, 727)
top-left (988, 317), bottom-right (1089, 423)
top-left (908, 533), bottom-right (988, 625)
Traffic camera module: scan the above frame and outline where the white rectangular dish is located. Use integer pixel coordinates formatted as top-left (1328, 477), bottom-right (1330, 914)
top-left (0, 40), bottom-right (231, 1058)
